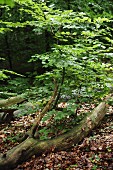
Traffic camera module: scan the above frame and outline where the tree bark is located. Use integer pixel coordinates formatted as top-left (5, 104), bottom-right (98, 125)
top-left (0, 95), bottom-right (26, 108)
top-left (0, 102), bottom-right (107, 170)
top-left (17, 79), bottom-right (58, 140)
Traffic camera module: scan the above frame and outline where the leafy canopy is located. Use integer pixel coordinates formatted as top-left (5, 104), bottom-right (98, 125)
top-left (0, 0), bottom-right (32, 7)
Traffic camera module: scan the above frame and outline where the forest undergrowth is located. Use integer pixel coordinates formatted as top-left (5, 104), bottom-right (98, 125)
top-left (0, 104), bottom-right (113, 170)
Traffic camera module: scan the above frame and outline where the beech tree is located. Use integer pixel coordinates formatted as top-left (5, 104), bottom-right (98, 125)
top-left (0, 0), bottom-right (113, 169)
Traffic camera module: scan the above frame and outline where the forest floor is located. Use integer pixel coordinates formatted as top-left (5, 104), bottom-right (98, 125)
top-left (0, 104), bottom-right (113, 170)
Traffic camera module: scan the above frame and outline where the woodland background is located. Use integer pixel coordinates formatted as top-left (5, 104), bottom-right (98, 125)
top-left (0, 0), bottom-right (113, 169)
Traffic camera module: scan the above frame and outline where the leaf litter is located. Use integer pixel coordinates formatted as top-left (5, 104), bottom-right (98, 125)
top-left (0, 104), bottom-right (113, 170)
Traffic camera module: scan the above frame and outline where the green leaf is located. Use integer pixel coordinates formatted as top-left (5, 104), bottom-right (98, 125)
top-left (0, 71), bottom-right (8, 80)
top-left (0, 0), bottom-right (15, 7)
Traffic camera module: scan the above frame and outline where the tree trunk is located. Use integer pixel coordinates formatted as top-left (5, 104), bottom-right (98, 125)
top-left (5, 34), bottom-right (13, 70)
top-left (0, 95), bottom-right (26, 108)
top-left (0, 102), bottom-right (107, 170)
top-left (29, 80), bottom-right (58, 138)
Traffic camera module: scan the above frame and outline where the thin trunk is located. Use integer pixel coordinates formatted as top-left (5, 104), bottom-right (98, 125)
top-left (52, 67), bottom-right (65, 109)
top-left (5, 34), bottom-right (12, 70)
top-left (29, 79), bottom-right (58, 138)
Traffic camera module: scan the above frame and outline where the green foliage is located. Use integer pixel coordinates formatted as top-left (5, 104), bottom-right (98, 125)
top-left (107, 98), bottom-right (113, 106)
top-left (46, 0), bottom-right (113, 16)
top-left (28, 3), bottom-right (113, 139)
top-left (39, 106), bottom-right (86, 140)
top-left (0, 0), bottom-right (32, 7)
top-left (27, 2), bottom-right (113, 139)
top-left (0, 0), bottom-right (113, 140)
top-left (0, 0), bottom-right (15, 7)
top-left (0, 70), bottom-right (8, 80)
top-left (0, 77), bottom-right (30, 94)
top-left (14, 102), bottom-right (39, 117)
top-left (39, 127), bottom-right (52, 140)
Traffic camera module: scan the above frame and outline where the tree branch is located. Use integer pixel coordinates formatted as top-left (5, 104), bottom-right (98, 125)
top-left (29, 79), bottom-right (58, 138)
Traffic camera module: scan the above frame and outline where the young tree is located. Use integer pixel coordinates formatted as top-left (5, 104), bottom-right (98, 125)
top-left (0, 0), bottom-right (113, 169)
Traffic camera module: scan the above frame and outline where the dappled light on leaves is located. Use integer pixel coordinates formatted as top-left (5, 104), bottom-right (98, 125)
top-left (0, 0), bottom-right (113, 169)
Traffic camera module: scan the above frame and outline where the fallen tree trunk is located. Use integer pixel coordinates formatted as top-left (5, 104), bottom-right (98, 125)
top-left (0, 102), bottom-right (107, 170)
top-left (0, 94), bottom-right (26, 108)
